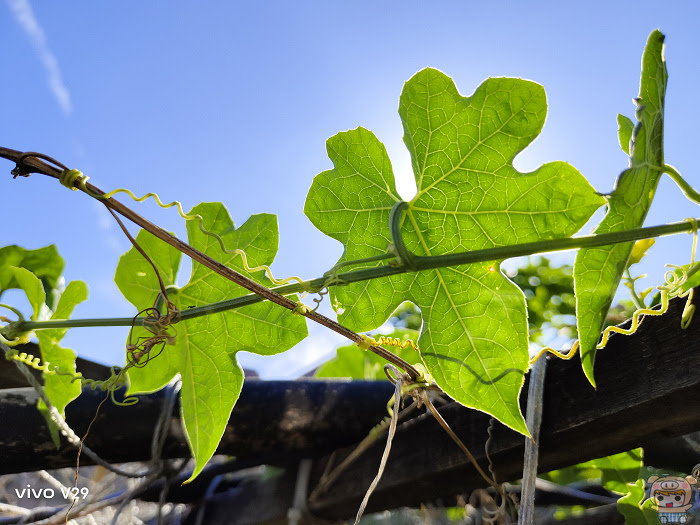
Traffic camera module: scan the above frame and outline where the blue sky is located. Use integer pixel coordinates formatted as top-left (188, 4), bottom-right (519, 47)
top-left (2, 1), bottom-right (699, 377)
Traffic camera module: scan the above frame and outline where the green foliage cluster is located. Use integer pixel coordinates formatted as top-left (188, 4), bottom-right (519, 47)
top-left (1, 30), bottom-right (697, 492)
top-left (114, 204), bottom-right (307, 480)
top-left (544, 449), bottom-right (658, 524)
top-left (509, 257), bottom-right (576, 344)
top-left (0, 245), bottom-right (85, 445)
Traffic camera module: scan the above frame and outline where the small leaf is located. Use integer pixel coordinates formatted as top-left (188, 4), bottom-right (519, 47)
top-left (7, 263), bottom-right (86, 447)
top-left (629, 238), bottom-right (655, 266)
top-left (580, 448), bottom-right (643, 494)
top-left (37, 280), bottom-right (87, 447)
top-left (543, 449), bottom-right (654, 525)
top-left (114, 231), bottom-right (181, 310)
top-left (37, 333), bottom-right (81, 447)
top-left (115, 203), bottom-right (308, 480)
top-left (0, 245), bottom-right (63, 300)
top-left (617, 114), bottom-right (634, 155)
top-left (574, 30), bottom-right (667, 385)
top-left (10, 267), bottom-right (45, 319)
top-left (617, 478), bottom-right (658, 525)
top-left (306, 69), bottom-right (604, 434)
top-left (42, 280), bottom-right (89, 341)
top-left (542, 448), bottom-right (642, 493)
top-left (682, 264), bottom-right (700, 291)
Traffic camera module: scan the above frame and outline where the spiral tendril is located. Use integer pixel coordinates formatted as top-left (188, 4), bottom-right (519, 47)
top-left (357, 334), bottom-right (420, 352)
top-left (5, 349), bottom-right (136, 406)
top-left (531, 218), bottom-right (698, 365)
top-left (59, 169), bottom-right (319, 293)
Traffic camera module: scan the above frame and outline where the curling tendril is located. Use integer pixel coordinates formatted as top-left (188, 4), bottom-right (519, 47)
top-left (531, 218), bottom-right (698, 366)
top-left (59, 169), bottom-right (318, 293)
top-left (5, 349), bottom-right (136, 406)
top-left (357, 334), bottom-right (420, 352)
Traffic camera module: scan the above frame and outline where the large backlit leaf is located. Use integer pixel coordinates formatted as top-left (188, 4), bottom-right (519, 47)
top-left (115, 203), bottom-right (308, 480)
top-left (574, 30), bottom-right (667, 385)
top-left (305, 69), bottom-right (604, 433)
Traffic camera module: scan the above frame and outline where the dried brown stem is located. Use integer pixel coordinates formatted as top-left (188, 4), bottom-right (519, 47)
top-left (421, 390), bottom-right (503, 495)
top-left (0, 147), bottom-right (420, 380)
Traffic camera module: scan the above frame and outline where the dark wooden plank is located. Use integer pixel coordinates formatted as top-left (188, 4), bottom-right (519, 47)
top-left (189, 469), bottom-right (623, 525)
top-left (1, 293), bottom-right (699, 521)
top-left (0, 379), bottom-right (394, 474)
top-left (190, 465), bottom-right (299, 525)
top-left (305, 293), bottom-right (700, 520)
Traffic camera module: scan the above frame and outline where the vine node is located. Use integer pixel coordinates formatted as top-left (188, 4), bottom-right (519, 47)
top-left (389, 201), bottom-right (420, 271)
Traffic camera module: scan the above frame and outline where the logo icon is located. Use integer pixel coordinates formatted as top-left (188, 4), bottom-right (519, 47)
top-left (647, 474), bottom-right (697, 524)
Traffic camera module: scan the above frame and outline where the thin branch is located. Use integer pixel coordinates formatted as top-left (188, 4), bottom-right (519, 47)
top-left (3, 148), bottom-right (699, 380)
top-left (0, 147), bottom-right (419, 379)
top-left (422, 391), bottom-right (503, 496)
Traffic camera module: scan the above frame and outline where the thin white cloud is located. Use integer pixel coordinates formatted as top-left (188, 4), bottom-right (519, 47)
top-left (6, 0), bottom-right (72, 115)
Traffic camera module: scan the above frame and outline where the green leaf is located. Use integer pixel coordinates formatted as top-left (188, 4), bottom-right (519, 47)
top-left (0, 245), bottom-right (63, 301)
top-left (542, 448), bottom-right (643, 493)
top-left (628, 238), bottom-right (655, 266)
top-left (617, 114), bottom-right (634, 155)
top-left (10, 267), bottom-right (46, 320)
top-left (682, 264), bottom-right (700, 291)
top-left (543, 449), bottom-right (653, 525)
top-left (315, 328), bottom-right (423, 380)
top-left (305, 69), bottom-right (604, 434)
top-left (42, 280), bottom-right (89, 341)
top-left (38, 280), bottom-right (87, 447)
top-left (36, 334), bottom-right (81, 446)
top-left (115, 203), bottom-right (308, 480)
top-left (114, 229), bottom-right (181, 310)
top-left (617, 478), bottom-right (658, 525)
top-left (574, 30), bottom-right (667, 386)
top-left (579, 448), bottom-right (643, 494)
top-left (8, 265), bottom-right (87, 447)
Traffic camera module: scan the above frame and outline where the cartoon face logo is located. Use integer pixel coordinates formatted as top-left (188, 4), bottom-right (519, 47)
top-left (654, 490), bottom-right (686, 509)
top-left (648, 474), bottom-right (697, 521)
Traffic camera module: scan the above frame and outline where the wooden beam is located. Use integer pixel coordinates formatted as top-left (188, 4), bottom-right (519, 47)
top-left (305, 294), bottom-right (700, 520)
top-left (1, 294), bottom-right (698, 522)
top-left (0, 379), bottom-right (394, 474)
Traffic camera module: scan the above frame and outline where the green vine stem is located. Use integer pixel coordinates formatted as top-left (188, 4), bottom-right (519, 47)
top-left (9, 214), bottom-right (700, 336)
top-left (3, 149), bottom-right (699, 380)
top-left (389, 201), bottom-right (419, 271)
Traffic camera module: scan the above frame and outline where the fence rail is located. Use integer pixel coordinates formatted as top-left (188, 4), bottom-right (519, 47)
top-left (0, 294), bottom-right (698, 522)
